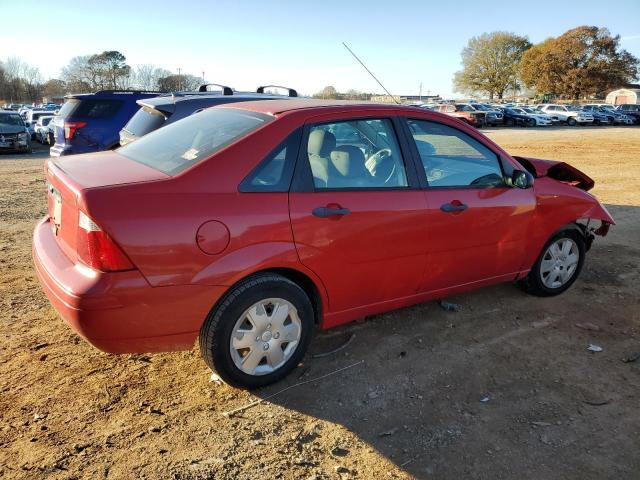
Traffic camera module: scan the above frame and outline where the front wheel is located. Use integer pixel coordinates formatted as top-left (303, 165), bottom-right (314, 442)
top-left (567, 117), bottom-right (577, 126)
top-left (199, 273), bottom-right (314, 389)
top-left (520, 229), bottom-right (585, 297)
top-left (527, 118), bottom-right (536, 127)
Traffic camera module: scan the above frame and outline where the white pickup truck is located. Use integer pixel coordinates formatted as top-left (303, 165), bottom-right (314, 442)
top-left (537, 104), bottom-right (594, 126)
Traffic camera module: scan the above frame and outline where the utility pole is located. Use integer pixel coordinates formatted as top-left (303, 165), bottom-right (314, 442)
top-left (177, 68), bottom-right (182, 91)
top-left (419, 82), bottom-right (422, 102)
top-left (202, 71), bottom-right (205, 83)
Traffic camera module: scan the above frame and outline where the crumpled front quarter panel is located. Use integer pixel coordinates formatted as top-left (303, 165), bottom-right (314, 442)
top-left (522, 177), bottom-right (613, 270)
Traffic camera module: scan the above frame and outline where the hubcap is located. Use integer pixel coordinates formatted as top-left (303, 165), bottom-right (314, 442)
top-left (540, 238), bottom-right (580, 289)
top-left (229, 298), bottom-right (301, 376)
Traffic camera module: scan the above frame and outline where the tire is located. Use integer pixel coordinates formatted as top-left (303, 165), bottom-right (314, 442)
top-left (506, 118), bottom-right (514, 127)
top-left (567, 117), bottom-right (577, 126)
top-left (527, 118), bottom-right (536, 127)
top-left (520, 228), bottom-right (585, 297)
top-left (199, 273), bottom-right (314, 389)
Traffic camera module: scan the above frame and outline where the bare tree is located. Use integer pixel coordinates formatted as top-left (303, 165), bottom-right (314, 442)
top-left (132, 64), bottom-right (171, 90)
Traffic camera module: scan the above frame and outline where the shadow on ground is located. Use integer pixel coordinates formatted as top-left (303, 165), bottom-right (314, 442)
top-left (244, 204), bottom-right (640, 479)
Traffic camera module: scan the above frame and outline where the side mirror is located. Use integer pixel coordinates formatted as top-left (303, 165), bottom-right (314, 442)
top-left (511, 169), bottom-right (534, 189)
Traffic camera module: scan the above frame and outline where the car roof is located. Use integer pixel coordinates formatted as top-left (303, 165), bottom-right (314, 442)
top-left (219, 99), bottom-right (409, 116)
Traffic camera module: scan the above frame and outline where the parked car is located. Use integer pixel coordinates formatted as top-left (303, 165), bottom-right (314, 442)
top-left (432, 103), bottom-right (485, 127)
top-left (49, 90), bottom-right (162, 156)
top-left (520, 108), bottom-right (554, 126)
top-left (34, 115), bottom-right (55, 143)
top-left (469, 103), bottom-right (504, 126)
top-left (614, 104), bottom-right (640, 124)
top-left (33, 100), bottom-right (614, 388)
top-left (119, 84), bottom-right (297, 146)
top-left (576, 106), bottom-right (611, 126)
top-left (502, 107), bottom-right (533, 126)
top-left (0, 110), bottom-right (31, 153)
top-left (25, 110), bottom-right (59, 139)
top-left (585, 105), bottom-right (635, 125)
top-left (503, 107), bottom-right (552, 127)
top-left (537, 105), bottom-right (593, 125)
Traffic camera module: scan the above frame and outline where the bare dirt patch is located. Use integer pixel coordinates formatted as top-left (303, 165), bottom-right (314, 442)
top-left (1, 128), bottom-right (639, 479)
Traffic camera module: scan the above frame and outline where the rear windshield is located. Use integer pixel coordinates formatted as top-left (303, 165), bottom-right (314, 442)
top-left (57, 98), bottom-right (123, 119)
top-left (123, 106), bottom-right (167, 137)
top-left (0, 113), bottom-right (24, 125)
top-left (32, 112), bottom-right (52, 120)
top-left (118, 108), bottom-right (272, 175)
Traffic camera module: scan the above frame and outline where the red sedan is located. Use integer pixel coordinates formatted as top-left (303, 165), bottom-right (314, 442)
top-left (33, 100), bottom-right (614, 388)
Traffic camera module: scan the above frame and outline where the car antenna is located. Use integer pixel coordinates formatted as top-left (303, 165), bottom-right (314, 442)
top-left (342, 42), bottom-right (400, 105)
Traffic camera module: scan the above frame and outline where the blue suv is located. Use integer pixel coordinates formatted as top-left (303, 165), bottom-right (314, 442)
top-left (50, 90), bottom-right (161, 156)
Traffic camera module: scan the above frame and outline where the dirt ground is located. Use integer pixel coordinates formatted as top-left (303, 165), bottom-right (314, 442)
top-left (1, 127), bottom-right (639, 480)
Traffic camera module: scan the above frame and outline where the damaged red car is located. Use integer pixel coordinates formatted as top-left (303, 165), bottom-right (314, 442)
top-left (33, 100), bottom-right (614, 388)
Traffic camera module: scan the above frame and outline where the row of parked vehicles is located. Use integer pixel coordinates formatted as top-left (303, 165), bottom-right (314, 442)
top-left (2, 87), bottom-right (639, 156)
top-left (0, 102), bottom-right (61, 152)
top-left (421, 102), bottom-right (640, 128)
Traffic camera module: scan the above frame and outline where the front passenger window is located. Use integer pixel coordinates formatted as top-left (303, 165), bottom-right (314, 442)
top-left (407, 119), bottom-right (505, 188)
top-left (306, 118), bottom-right (408, 190)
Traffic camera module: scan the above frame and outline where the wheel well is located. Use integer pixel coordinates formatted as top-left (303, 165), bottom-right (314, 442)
top-left (266, 268), bottom-right (322, 324)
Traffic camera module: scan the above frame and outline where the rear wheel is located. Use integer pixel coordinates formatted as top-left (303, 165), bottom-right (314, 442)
top-left (199, 273), bottom-right (314, 389)
top-left (520, 229), bottom-right (585, 297)
top-left (506, 118), bottom-right (515, 127)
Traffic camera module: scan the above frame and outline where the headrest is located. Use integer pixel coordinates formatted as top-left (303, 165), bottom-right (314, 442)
top-left (330, 145), bottom-right (366, 178)
top-left (415, 140), bottom-right (436, 156)
top-left (308, 129), bottom-right (336, 157)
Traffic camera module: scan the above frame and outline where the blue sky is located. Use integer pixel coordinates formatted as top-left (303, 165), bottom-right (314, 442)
top-left (2, 0), bottom-right (640, 97)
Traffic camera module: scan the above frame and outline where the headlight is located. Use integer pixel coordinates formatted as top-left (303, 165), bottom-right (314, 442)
top-left (18, 132), bottom-right (29, 140)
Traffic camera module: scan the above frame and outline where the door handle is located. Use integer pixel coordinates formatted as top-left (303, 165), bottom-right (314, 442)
top-left (312, 206), bottom-right (350, 218)
top-left (440, 202), bottom-right (468, 213)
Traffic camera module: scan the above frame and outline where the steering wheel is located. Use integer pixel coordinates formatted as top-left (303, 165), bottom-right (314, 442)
top-left (365, 148), bottom-right (397, 183)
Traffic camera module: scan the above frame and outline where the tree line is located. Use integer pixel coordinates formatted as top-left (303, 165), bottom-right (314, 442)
top-left (0, 51), bottom-right (205, 103)
top-left (454, 26), bottom-right (639, 100)
top-left (2, 26), bottom-right (638, 104)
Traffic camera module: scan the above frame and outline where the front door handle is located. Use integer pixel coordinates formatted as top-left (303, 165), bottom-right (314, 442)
top-left (312, 206), bottom-right (350, 218)
top-left (440, 202), bottom-right (468, 213)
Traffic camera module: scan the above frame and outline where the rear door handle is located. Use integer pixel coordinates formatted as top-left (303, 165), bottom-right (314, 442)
top-left (312, 206), bottom-right (350, 218)
top-left (440, 202), bottom-right (468, 213)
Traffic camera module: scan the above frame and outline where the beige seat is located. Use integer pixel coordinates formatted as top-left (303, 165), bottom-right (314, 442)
top-left (307, 130), bottom-right (336, 187)
top-left (328, 145), bottom-right (372, 187)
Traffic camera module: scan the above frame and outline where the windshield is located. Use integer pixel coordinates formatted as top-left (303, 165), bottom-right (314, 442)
top-left (0, 113), bottom-right (24, 126)
top-left (118, 108), bottom-right (272, 176)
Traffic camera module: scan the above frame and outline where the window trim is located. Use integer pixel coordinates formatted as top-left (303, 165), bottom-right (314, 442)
top-left (238, 127), bottom-right (303, 193)
top-left (292, 116), bottom-right (420, 193)
top-left (400, 117), bottom-right (509, 190)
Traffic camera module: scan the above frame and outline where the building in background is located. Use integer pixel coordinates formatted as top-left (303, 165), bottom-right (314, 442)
top-left (605, 85), bottom-right (640, 105)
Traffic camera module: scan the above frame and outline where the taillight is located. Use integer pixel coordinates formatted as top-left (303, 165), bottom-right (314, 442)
top-left (64, 121), bottom-right (87, 140)
top-left (76, 211), bottom-right (134, 272)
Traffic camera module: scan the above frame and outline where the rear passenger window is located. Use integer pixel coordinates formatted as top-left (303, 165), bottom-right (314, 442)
top-left (73, 100), bottom-right (123, 119)
top-left (239, 129), bottom-right (301, 192)
top-left (306, 118), bottom-right (408, 189)
top-left (407, 119), bottom-right (505, 188)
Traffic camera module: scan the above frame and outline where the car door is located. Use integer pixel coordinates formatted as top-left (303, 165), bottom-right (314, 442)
top-left (289, 115), bottom-right (428, 316)
top-left (403, 117), bottom-right (536, 293)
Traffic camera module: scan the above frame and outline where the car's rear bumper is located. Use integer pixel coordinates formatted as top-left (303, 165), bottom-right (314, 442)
top-left (33, 217), bottom-right (226, 353)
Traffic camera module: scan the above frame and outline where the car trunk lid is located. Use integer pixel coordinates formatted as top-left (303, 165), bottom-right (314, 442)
top-left (45, 151), bottom-right (169, 263)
